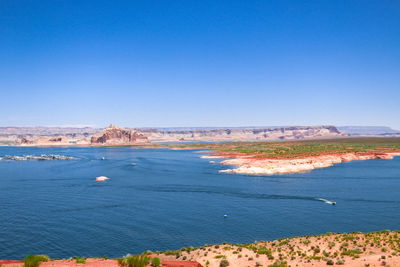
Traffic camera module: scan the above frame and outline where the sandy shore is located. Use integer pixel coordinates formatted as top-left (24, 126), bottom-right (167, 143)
top-left (202, 152), bottom-right (400, 175)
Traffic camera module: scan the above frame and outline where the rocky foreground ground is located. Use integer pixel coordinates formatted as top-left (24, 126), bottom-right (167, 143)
top-left (156, 230), bottom-right (400, 266)
top-left (2, 231), bottom-right (400, 267)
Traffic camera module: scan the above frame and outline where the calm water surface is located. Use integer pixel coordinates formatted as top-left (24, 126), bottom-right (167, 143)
top-left (0, 147), bottom-right (399, 259)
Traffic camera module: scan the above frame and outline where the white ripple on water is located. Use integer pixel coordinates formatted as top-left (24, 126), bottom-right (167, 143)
top-left (316, 198), bottom-right (336, 205)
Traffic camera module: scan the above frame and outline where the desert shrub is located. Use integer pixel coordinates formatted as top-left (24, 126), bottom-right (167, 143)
top-left (151, 257), bottom-right (161, 267)
top-left (214, 255), bottom-right (226, 259)
top-left (219, 259), bottom-right (229, 267)
top-left (119, 254), bottom-right (149, 267)
top-left (164, 250), bottom-right (179, 256)
top-left (268, 261), bottom-right (288, 267)
top-left (75, 257), bottom-right (86, 264)
top-left (335, 259), bottom-right (345, 265)
top-left (326, 259), bottom-right (334, 265)
top-left (24, 255), bottom-right (50, 267)
top-left (185, 246), bottom-right (195, 253)
top-left (341, 248), bottom-right (362, 257)
top-left (257, 247), bottom-right (274, 259)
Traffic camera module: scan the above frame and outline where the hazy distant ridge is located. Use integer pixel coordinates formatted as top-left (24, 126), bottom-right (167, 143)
top-left (338, 126), bottom-right (400, 135)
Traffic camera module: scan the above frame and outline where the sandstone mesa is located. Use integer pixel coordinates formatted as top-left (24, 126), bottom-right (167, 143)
top-left (2, 125), bottom-right (347, 146)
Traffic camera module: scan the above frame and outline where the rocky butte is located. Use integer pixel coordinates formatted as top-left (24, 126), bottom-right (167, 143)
top-left (90, 124), bottom-right (150, 146)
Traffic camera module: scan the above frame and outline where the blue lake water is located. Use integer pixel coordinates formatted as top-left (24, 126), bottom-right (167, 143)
top-left (0, 146), bottom-right (399, 259)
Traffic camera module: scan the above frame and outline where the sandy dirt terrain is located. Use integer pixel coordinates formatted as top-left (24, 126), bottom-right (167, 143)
top-left (155, 231), bottom-right (400, 266)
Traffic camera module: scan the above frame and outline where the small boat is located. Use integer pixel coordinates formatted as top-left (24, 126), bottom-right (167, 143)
top-left (224, 214), bottom-right (228, 218)
top-left (95, 176), bottom-right (110, 181)
top-left (101, 157), bottom-right (105, 160)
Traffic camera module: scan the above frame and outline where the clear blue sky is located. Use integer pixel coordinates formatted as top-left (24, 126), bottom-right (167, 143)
top-left (0, 0), bottom-right (399, 129)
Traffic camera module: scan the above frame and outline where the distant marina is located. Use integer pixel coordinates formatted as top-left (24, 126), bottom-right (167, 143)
top-left (0, 154), bottom-right (75, 161)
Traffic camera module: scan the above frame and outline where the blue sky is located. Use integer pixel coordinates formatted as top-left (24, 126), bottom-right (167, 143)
top-left (0, 0), bottom-right (399, 129)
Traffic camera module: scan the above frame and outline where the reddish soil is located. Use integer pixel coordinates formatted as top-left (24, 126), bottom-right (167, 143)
top-left (0, 259), bottom-right (202, 267)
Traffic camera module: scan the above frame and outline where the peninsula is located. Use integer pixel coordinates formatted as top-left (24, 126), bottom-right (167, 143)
top-left (167, 138), bottom-right (400, 175)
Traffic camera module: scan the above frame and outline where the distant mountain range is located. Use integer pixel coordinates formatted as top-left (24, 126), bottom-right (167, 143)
top-left (337, 126), bottom-right (400, 136)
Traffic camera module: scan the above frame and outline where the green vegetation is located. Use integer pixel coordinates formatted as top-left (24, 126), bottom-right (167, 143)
top-left (75, 257), bottom-right (86, 264)
top-left (20, 230), bottom-right (400, 267)
top-left (166, 137), bottom-right (400, 159)
top-left (118, 254), bottom-right (149, 267)
top-left (214, 255), bottom-right (227, 259)
top-left (24, 255), bottom-right (50, 267)
top-left (268, 261), bottom-right (288, 267)
top-left (150, 257), bottom-right (161, 267)
top-left (219, 259), bottom-right (229, 267)
top-left (151, 230), bottom-right (400, 266)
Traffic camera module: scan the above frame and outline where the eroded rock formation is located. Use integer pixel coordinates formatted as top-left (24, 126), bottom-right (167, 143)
top-left (90, 124), bottom-right (150, 145)
top-left (7, 125), bottom-right (345, 146)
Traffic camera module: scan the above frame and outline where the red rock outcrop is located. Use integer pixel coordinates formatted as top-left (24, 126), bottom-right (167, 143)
top-left (90, 124), bottom-right (150, 145)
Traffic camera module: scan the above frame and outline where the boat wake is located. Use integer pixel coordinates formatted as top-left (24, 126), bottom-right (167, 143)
top-left (316, 198), bottom-right (336, 205)
top-left (139, 184), bottom-right (338, 205)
